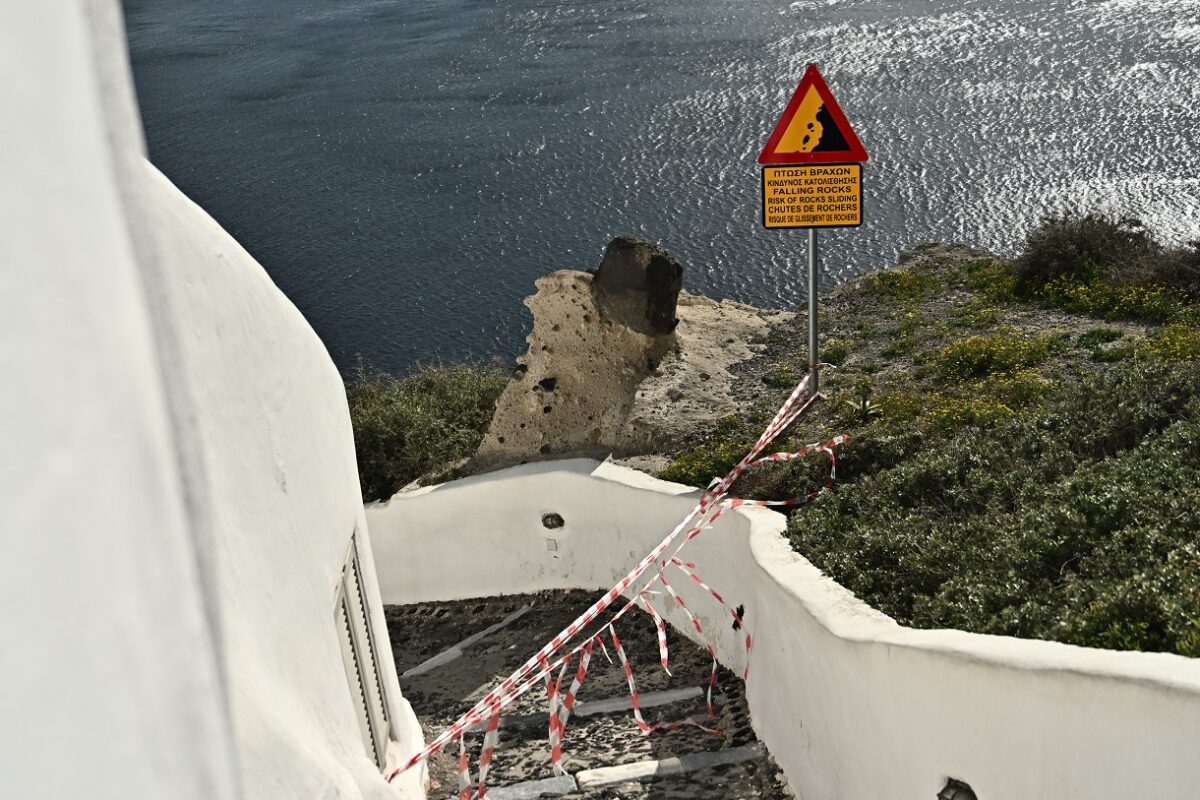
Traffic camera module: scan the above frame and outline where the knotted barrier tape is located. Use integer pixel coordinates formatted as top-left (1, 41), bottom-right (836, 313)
top-left (609, 624), bottom-right (721, 738)
top-left (388, 372), bottom-right (846, 796)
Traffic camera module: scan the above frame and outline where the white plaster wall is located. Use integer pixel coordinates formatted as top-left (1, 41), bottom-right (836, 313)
top-left (1, 2), bottom-right (425, 797)
top-left (0, 5), bottom-right (239, 798)
top-left (144, 165), bottom-right (425, 799)
top-left (369, 460), bottom-right (1200, 799)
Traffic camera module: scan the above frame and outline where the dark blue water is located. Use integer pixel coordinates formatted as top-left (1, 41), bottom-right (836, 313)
top-left (122, 0), bottom-right (1200, 376)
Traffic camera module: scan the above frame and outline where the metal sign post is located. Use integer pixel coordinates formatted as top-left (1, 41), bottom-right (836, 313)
top-left (808, 227), bottom-right (819, 395)
top-left (757, 64), bottom-right (869, 399)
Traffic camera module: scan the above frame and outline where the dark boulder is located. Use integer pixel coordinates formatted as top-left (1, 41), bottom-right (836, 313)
top-left (594, 236), bottom-right (683, 335)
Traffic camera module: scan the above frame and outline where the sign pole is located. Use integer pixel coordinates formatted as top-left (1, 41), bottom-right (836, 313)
top-left (757, 63), bottom-right (867, 401)
top-left (807, 227), bottom-right (819, 396)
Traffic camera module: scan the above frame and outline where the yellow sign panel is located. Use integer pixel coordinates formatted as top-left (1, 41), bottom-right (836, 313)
top-left (761, 163), bottom-right (862, 229)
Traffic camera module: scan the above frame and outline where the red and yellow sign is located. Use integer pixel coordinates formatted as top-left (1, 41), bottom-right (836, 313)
top-left (761, 163), bottom-right (862, 229)
top-left (758, 64), bottom-right (867, 229)
top-left (758, 64), bottom-right (868, 165)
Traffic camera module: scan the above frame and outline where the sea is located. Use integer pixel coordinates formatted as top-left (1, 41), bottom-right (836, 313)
top-left (121, 0), bottom-right (1200, 377)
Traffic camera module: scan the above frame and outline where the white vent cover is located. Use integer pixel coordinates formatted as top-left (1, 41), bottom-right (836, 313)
top-left (335, 532), bottom-right (390, 768)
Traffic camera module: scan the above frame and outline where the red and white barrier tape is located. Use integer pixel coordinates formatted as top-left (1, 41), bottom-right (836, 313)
top-left (388, 372), bottom-right (846, 795)
top-left (638, 593), bottom-right (671, 676)
top-left (549, 637), bottom-right (595, 773)
top-left (539, 651), bottom-right (573, 776)
top-left (474, 707), bottom-right (501, 799)
top-left (669, 557), bottom-right (753, 681)
top-left (655, 572), bottom-right (719, 718)
top-left (457, 733), bottom-right (471, 800)
top-left (609, 624), bottom-right (721, 737)
top-left (388, 500), bottom-right (724, 784)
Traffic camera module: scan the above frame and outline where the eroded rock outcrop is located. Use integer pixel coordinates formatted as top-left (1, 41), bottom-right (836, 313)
top-left (594, 235), bottom-right (683, 335)
top-left (471, 238), bottom-right (791, 471)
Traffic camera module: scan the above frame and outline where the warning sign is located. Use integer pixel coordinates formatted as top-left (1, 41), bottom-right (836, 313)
top-left (761, 163), bottom-right (862, 229)
top-left (758, 64), bottom-right (868, 165)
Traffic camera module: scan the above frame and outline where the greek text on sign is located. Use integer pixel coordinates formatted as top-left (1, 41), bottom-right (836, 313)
top-left (761, 164), bottom-right (862, 229)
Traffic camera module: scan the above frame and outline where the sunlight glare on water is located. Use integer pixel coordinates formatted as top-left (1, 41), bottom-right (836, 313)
top-left (123, 0), bottom-right (1200, 374)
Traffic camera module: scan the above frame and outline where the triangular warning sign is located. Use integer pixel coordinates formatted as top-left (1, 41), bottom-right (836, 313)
top-left (758, 64), bottom-right (868, 165)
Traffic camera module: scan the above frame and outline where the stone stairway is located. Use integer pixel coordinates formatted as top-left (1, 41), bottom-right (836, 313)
top-left (386, 590), bottom-right (792, 799)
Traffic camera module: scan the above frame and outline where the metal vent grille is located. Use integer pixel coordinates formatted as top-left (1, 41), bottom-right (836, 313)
top-left (335, 532), bottom-right (390, 768)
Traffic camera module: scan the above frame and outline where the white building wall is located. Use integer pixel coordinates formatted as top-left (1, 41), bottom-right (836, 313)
top-left (369, 460), bottom-right (1200, 800)
top-left (0, 5), bottom-right (240, 799)
top-left (0, 3), bottom-right (425, 797)
top-left (144, 166), bottom-right (425, 799)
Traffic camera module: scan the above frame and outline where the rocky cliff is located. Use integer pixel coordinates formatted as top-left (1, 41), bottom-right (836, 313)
top-left (471, 237), bottom-right (791, 471)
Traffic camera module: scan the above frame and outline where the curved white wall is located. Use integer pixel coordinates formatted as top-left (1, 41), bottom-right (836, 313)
top-left (0, 4), bottom-right (240, 798)
top-left (1, 3), bottom-right (425, 798)
top-left (146, 166), bottom-right (425, 799)
top-left (369, 459), bottom-right (1200, 800)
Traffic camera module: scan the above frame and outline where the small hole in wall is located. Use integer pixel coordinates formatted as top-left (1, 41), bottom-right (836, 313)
top-left (937, 779), bottom-right (977, 800)
top-left (542, 513), bottom-right (565, 529)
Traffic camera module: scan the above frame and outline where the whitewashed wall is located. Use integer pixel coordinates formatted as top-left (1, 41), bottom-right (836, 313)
top-left (0, 4), bottom-right (240, 799)
top-left (145, 165), bottom-right (425, 799)
top-left (369, 460), bottom-right (1200, 800)
top-left (0, 3), bottom-right (424, 798)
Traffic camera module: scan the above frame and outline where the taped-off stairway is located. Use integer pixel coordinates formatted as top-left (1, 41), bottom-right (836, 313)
top-left (387, 590), bottom-right (791, 799)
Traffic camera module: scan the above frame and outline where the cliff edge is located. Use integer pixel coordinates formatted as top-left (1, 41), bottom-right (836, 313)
top-left (470, 237), bottom-right (791, 471)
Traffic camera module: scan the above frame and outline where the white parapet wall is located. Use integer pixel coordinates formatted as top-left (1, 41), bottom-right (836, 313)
top-left (369, 459), bottom-right (1200, 800)
top-left (1, 3), bottom-right (425, 797)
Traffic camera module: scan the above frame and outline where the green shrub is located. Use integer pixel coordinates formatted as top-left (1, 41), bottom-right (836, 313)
top-left (932, 328), bottom-right (1053, 382)
top-left (823, 338), bottom-right (857, 366)
top-left (925, 394), bottom-right (1015, 432)
top-left (658, 415), bottom-right (758, 488)
top-left (764, 363), bottom-right (798, 388)
top-left (1091, 344), bottom-right (1133, 363)
top-left (1037, 275), bottom-right (1190, 322)
top-left (348, 362), bottom-right (507, 501)
top-left (1152, 240), bottom-right (1200, 290)
top-left (789, 361), bottom-right (1200, 656)
top-left (1137, 323), bottom-right (1200, 362)
top-left (949, 298), bottom-right (1002, 330)
top-left (874, 390), bottom-right (922, 424)
top-left (881, 335), bottom-right (917, 357)
top-left (1077, 328), bottom-right (1124, 347)
top-left (866, 269), bottom-right (940, 304)
top-left (978, 369), bottom-right (1054, 408)
top-left (1013, 214), bottom-right (1160, 288)
top-left (964, 258), bottom-right (1018, 302)
top-left (1012, 215), bottom-right (1200, 313)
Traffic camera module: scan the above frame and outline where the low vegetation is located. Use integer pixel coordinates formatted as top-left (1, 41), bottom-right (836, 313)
top-left (348, 214), bottom-right (1200, 657)
top-left (791, 361), bottom-right (1200, 657)
top-left (658, 413), bottom-right (762, 487)
top-left (660, 214), bottom-right (1200, 657)
top-left (347, 361), bottom-right (506, 502)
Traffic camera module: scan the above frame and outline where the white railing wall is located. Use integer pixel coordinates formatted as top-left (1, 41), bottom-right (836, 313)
top-left (369, 459), bottom-right (1200, 800)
